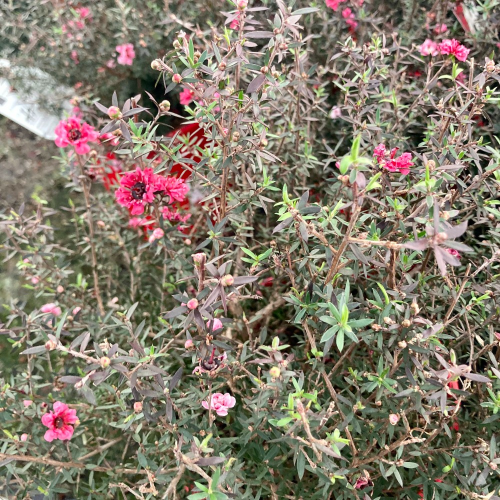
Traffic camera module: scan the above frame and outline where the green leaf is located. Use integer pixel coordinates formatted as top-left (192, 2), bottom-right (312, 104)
top-left (336, 329), bottom-right (345, 352)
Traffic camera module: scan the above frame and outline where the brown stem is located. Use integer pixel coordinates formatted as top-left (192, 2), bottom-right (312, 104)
top-left (77, 157), bottom-right (105, 316)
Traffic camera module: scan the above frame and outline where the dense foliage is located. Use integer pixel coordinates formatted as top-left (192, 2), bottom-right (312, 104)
top-left (2, 1), bottom-right (500, 499)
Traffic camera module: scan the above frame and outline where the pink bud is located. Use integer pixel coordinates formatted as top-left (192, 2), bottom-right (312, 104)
top-left (107, 106), bottom-right (122, 120)
top-left (100, 356), bottom-right (111, 369)
top-left (31, 276), bottom-right (39, 284)
top-left (187, 298), bottom-right (199, 310)
top-left (23, 400), bottom-right (32, 407)
top-left (192, 253), bottom-right (206, 264)
top-left (73, 307), bottom-right (82, 316)
top-left (172, 74), bottom-right (182, 83)
top-left (152, 228), bottom-right (164, 239)
top-left (134, 401), bottom-right (143, 413)
top-left (221, 274), bottom-right (234, 287)
top-left (207, 318), bottom-right (223, 331)
top-left (20, 433), bottom-right (28, 442)
top-left (184, 339), bottom-right (194, 349)
top-left (389, 414), bottom-right (399, 425)
top-left (237, 0), bottom-right (248, 10)
top-left (57, 285), bottom-right (64, 294)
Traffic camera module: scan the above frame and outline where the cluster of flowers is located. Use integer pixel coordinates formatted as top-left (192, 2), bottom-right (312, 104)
top-left (62, 7), bottom-right (91, 37)
top-left (373, 144), bottom-right (414, 175)
top-left (115, 167), bottom-right (189, 216)
top-left (229, 0), bottom-right (248, 29)
top-left (115, 43), bottom-right (135, 66)
top-left (33, 394), bottom-right (234, 446)
top-left (419, 38), bottom-right (470, 62)
top-left (325, 0), bottom-right (362, 30)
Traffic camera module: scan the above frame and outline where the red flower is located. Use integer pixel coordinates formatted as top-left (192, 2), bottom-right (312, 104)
top-left (54, 117), bottom-right (99, 155)
top-left (41, 401), bottom-right (78, 442)
top-left (179, 88), bottom-right (195, 105)
top-left (115, 168), bottom-right (162, 215)
top-left (159, 176), bottom-right (190, 203)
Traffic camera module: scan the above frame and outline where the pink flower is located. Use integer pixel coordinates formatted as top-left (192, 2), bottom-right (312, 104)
top-left (373, 143), bottom-right (387, 163)
top-left (207, 318), bottom-right (223, 331)
top-left (326, 0), bottom-right (346, 11)
top-left (419, 39), bottom-right (439, 57)
top-left (329, 106), bottom-right (342, 119)
top-left (20, 433), bottom-right (28, 442)
top-left (54, 117), bottom-right (99, 155)
top-left (434, 23), bottom-right (447, 34)
top-left (158, 176), bottom-right (190, 204)
top-left (202, 393), bottom-right (236, 416)
top-left (23, 400), bottom-right (32, 407)
top-left (179, 88), bottom-right (195, 106)
top-left (115, 168), bottom-right (162, 215)
top-left (439, 39), bottom-right (470, 62)
top-left (374, 144), bottom-right (413, 175)
top-left (446, 248), bottom-right (461, 259)
top-left (72, 306), bottom-right (82, 316)
top-left (116, 43), bottom-right (135, 66)
top-left (40, 303), bottom-right (62, 316)
top-left (75, 7), bottom-right (91, 19)
top-left (31, 276), bottom-right (40, 285)
top-left (389, 414), bottom-right (400, 425)
top-left (354, 476), bottom-right (372, 490)
top-left (70, 50), bottom-right (79, 64)
top-left (41, 402), bottom-right (78, 442)
top-left (341, 8), bottom-right (357, 29)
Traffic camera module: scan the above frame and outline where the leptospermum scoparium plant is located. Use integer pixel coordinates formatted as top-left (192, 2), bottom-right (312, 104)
top-left (1, 1), bottom-right (500, 499)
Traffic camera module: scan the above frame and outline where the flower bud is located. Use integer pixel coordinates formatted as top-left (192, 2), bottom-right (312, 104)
top-left (237, 0), bottom-right (248, 10)
top-left (107, 106), bottom-right (122, 120)
top-left (45, 339), bottom-right (57, 351)
top-left (410, 301), bottom-right (420, 315)
top-left (184, 339), bottom-right (194, 349)
top-left (184, 238), bottom-right (192, 245)
top-left (485, 60), bottom-right (495, 73)
top-left (232, 131), bottom-right (240, 142)
top-left (218, 61), bottom-right (227, 71)
top-left (260, 66), bottom-right (269, 74)
top-left (20, 433), bottom-right (28, 442)
top-left (383, 316), bottom-right (395, 325)
top-left (259, 138), bottom-right (268, 148)
top-left (173, 40), bottom-right (181, 50)
top-left (100, 356), bottom-right (111, 369)
top-left (134, 401), bottom-right (143, 413)
top-left (97, 220), bottom-right (106, 228)
top-left (398, 340), bottom-right (407, 349)
top-left (269, 366), bottom-right (281, 378)
top-left (401, 319), bottom-right (411, 328)
top-left (172, 73), bottom-right (182, 83)
top-left (192, 253), bottom-right (206, 265)
top-left (221, 274), bottom-right (234, 287)
top-left (389, 414), bottom-right (400, 425)
top-left (187, 298), bottom-right (199, 310)
top-left (278, 42), bottom-right (288, 50)
top-left (151, 59), bottom-right (162, 71)
top-left (160, 100), bottom-right (170, 112)
top-left (56, 285), bottom-right (64, 294)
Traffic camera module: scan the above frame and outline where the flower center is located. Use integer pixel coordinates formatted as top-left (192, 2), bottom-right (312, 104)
top-left (54, 417), bottom-right (65, 429)
top-left (68, 128), bottom-right (82, 141)
top-left (131, 182), bottom-right (147, 200)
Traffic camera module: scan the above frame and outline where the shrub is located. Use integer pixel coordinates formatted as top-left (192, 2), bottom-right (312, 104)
top-left (1, 1), bottom-right (500, 499)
